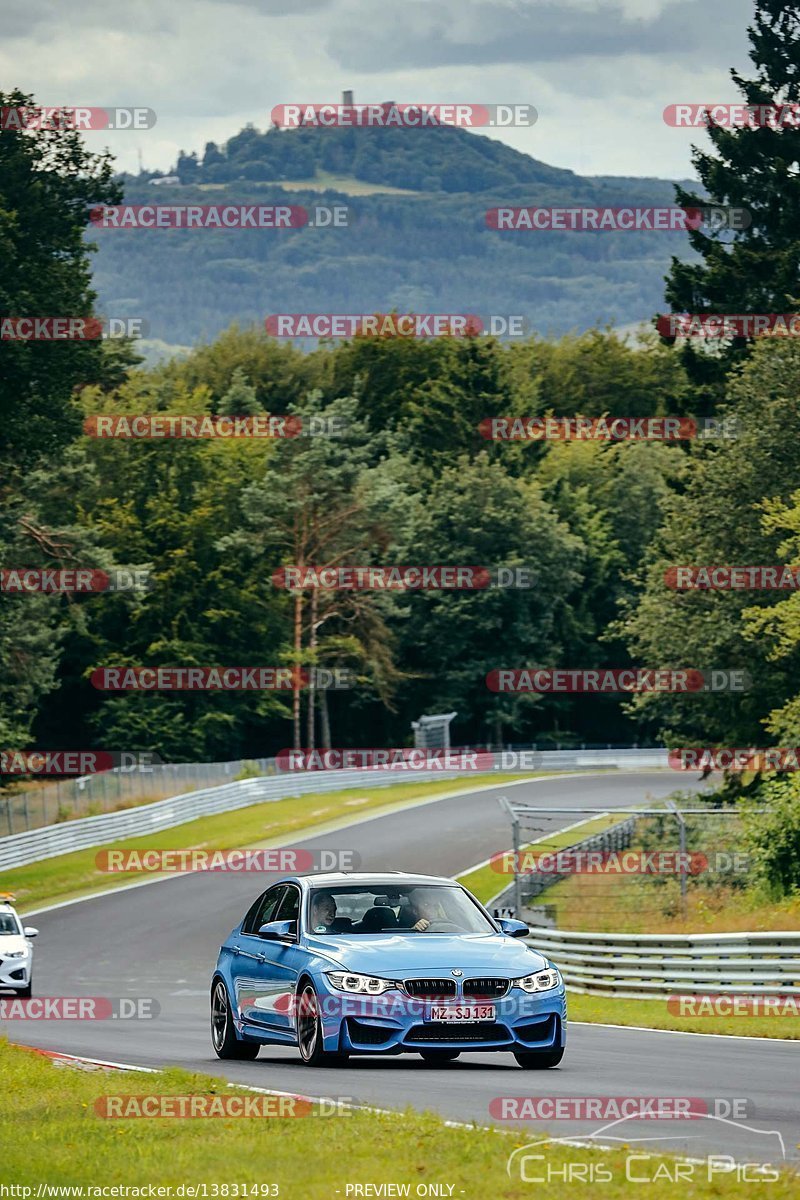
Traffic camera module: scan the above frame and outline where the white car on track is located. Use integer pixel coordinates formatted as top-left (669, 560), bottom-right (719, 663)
top-left (0, 893), bottom-right (38, 997)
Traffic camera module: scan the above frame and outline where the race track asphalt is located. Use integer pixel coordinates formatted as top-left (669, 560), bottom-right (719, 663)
top-left (7, 771), bottom-right (799, 1168)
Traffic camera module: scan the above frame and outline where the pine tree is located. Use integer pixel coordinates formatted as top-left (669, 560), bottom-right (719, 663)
top-left (218, 367), bottom-right (261, 416)
top-left (662, 2), bottom-right (800, 403)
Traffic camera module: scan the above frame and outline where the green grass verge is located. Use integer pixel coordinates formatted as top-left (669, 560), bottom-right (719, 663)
top-left (458, 812), bottom-right (624, 905)
top-left (567, 991), bottom-right (800, 1039)
top-left (4, 1040), bottom-right (795, 1194)
top-left (4, 773), bottom-right (534, 914)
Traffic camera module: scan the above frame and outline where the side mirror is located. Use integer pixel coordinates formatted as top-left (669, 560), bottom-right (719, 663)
top-left (498, 918), bottom-right (529, 939)
top-left (257, 920), bottom-right (297, 942)
top-left (23, 926), bottom-right (39, 938)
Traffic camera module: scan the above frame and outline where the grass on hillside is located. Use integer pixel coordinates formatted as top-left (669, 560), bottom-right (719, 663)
top-left (198, 172), bottom-right (424, 195)
top-left (457, 814), bottom-right (800, 1040)
top-left (458, 811), bottom-right (623, 906)
top-left (543, 870), bottom-right (800, 935)
top-left (4, 1040), bottom-right (796, 1194)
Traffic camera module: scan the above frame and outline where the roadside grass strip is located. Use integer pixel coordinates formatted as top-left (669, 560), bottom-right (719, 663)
top-left (2, 1040), bottom-right (796, 1195)
top-left (567, 992), bottom-right (800, 1040)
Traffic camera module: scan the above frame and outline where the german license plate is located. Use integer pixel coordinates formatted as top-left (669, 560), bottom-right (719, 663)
top-left (426, 1004), bottom-right (496, 1022)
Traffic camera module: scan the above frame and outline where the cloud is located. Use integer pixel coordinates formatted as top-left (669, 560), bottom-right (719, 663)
top-left (324, 0), bottom-right (751, 70)
top-left (0, 0), bottom-right (757, 180)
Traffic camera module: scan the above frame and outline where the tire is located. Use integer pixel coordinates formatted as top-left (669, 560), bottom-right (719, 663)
top-left (17, 980), bottom-right (32, 999)
top-left (419, 1050), bottom-right (460, 1064)
top-left (296, 982), bottom-right (347, 1067)
top-left (514, 1046), bottom-right (564, 1069)
top-left (211, 979), bottom-right (259, 1060)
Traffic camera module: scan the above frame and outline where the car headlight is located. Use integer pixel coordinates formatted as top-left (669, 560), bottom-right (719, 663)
top-left (513, 968), bottom-right (560, 993)
top-left (326, 972), bottom-right (397, 994)
top-left (4, 951), bottom-right (26, 959)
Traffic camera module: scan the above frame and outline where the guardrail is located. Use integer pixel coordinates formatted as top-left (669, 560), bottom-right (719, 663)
top-left (0, 767), bottom-right (462, 872)
top-left (0, 758), bottom-right (280, 836)
top-left (525, 927), bottom-right (800, 997)
top-left (1, 746), bottom-right (669, 837)
top-left (0, 747), bottom-right (671, 871)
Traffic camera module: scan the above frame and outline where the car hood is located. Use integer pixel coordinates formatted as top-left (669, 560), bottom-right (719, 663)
top-left (0, 935), bottom-right (28, 957)
top-left (304, 931), bottom-right (552, 976)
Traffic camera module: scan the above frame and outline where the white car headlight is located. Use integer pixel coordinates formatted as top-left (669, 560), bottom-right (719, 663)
top-left (4, 951), bottom-right (26, 959)
top-left (513, 968), bottom-right (560, 993)
top-left (326, 972), bottom-right (397, 995)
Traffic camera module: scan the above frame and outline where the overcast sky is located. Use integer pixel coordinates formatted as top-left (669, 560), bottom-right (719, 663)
top-left (2, 0), bottom-right (756, 180)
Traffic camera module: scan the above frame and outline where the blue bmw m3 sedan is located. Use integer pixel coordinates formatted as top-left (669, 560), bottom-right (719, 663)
top-left (211, 872), bottom-right (566, 1068)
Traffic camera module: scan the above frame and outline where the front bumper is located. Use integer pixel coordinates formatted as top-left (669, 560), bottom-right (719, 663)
top-left (316, 979), bottom-right (567, 1055)
top-left (0, 955), bottom-right (31, 990)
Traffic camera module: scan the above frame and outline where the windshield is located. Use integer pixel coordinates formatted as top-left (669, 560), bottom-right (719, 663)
top-left (305, 884), bottom-right (494, 936)
top-left (0, 912), bottom-right (21, 935)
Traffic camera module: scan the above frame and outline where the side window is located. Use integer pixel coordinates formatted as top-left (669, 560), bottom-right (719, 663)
top-left (242, 885), bottom-right (285, 935)
top-left (274, 885), bottom-right (300, 925)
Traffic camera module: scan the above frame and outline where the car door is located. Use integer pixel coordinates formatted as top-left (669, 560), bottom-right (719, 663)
top-left (229, 884), bottom-right (286, 1031)
top-left (252, 883), bottom-right (305, 1037)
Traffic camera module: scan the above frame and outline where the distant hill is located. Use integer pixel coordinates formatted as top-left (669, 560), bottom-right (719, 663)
top-left (173, 122), bottom-right (590, 194)
top-left (91, 123), bottom-right (701, 349)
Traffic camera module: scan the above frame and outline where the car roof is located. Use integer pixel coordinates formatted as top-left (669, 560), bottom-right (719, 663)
top-left (281, 872), bottom-right (458, 890)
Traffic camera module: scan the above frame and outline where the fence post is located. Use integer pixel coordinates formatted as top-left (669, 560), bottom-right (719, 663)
top-left (512, 812), bottom-right (522, 920)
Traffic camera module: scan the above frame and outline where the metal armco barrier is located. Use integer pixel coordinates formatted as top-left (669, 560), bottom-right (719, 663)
top-left (0, 767), bottom-right (463, 872)
top-left (526, 927), bottom-right (800, 997)
top-left (0, 747), bottom-right (670, 868)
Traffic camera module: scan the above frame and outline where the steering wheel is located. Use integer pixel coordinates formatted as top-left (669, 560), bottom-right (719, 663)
top-left (423, 920), bottom-right (462, 933)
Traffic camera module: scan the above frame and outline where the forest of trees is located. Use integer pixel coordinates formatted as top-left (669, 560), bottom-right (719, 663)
top-left (2, 3), bottom-right (800, 891)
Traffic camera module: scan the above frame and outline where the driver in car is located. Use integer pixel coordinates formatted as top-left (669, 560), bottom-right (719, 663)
top-left (403, 890), bottom-right (442, 932)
